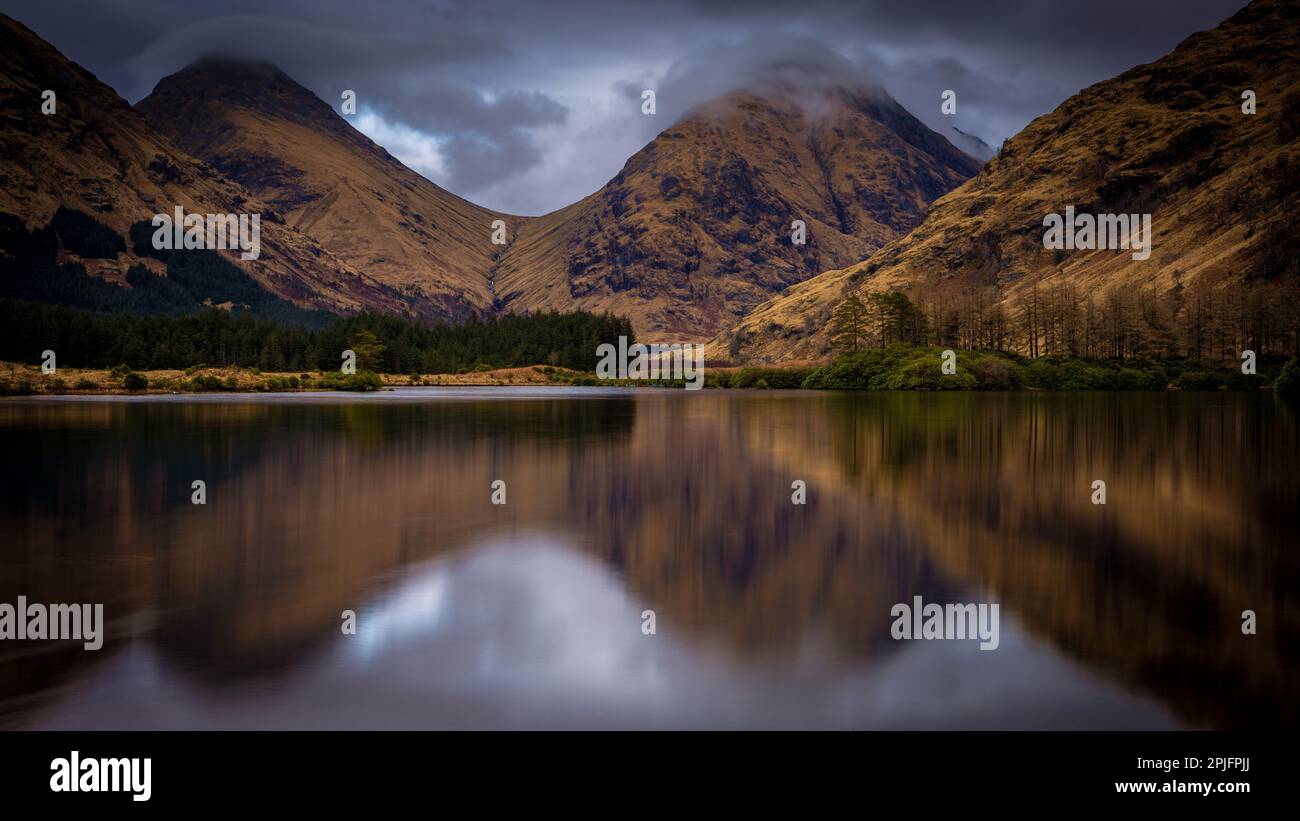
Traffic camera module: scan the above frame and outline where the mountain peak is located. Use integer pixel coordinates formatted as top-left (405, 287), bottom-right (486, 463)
top-left (0, 14), bottom-right (406, 318)
top-left (712, 0), bottom-right (1300, 362)
top-left (144, 56), bottom-right (340, 134)
top-left (138, 56), bottom-right (509, 322)
top-left (494, 78), bottom-right (980, 338)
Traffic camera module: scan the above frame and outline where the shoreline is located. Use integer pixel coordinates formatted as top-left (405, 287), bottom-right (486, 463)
top-left (0, 359), bottom-right (1283, 397)
top-left (0, 363), bottom-right (594, 396)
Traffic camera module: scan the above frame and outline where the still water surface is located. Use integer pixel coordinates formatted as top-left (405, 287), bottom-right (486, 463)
top-left (1, 388), bottom-right (1296, 729)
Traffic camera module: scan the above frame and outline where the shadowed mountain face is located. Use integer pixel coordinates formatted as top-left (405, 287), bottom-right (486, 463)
top-left (137, 58), bottom-right (514, 322)
top-left (137, 56), bottom-right (977, 337)
top-left (0, 15), bottom-right (406, 317)
top-left (714, 0), bottom-right (1300, 362)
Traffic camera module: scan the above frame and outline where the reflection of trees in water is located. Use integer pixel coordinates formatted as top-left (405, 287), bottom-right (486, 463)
top-left (1, 392), bottom-right (1296, 728)
top-left (568, 399), bottom-right (956, 658)
top-left (0, 397), bottom-right (638, 711)
top-left (803, 392), bottom-right (1300, 728)
top-left (0, 399), bottom-right (637, 518)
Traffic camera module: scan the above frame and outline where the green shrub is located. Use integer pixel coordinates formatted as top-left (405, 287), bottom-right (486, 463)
top-left (1114, 366), bottom-right (1168, 390)
top-left (965, 355), bottom-right (1025, 390)
top-left (729, 367), bottom-right (815, 389)
top-left (1176, 370), bottom-right (1225, 390)
top-left (74, 378), bottom-right (97, 390)
top-left (1226, 372), bottom-right (1268, 391)
top-left (802, 344), bottom-right (917, 390)
top-left (1024, 360), bottom-right (1064, 390)
top-left (1274, 358), bottom-right (1300, 398)
top-left (317, 370), bottom-right (383, 391)
top-left (1057, 359), bottom-right (1117, 390)
top-left (123, 372), bottom-right (148, 391)
top-left (879, 359), bottom-right (977, 390)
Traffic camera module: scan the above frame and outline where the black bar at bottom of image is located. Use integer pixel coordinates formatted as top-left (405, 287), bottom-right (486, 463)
top-left (0, 731), bottom-right (1286, 809)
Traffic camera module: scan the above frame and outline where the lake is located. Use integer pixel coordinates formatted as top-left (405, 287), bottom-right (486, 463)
top-left (1, 388), bottom-right (1296, 729)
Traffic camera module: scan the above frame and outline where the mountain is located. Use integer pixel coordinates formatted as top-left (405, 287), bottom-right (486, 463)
top-left (495, 88), bottom-right (980, 339)
top-left (950, 126), bottom-right (996, 162)
top-left (0, 15), bottom-right (404, 317)
top-left (141, 59), bottom-right (978, 338)
top-left (3, 14), bottom-right (982, 340)
top-left (714, 0), bottom-right (1300, 362)
top-left (138, 58), bottom-right (514, 322)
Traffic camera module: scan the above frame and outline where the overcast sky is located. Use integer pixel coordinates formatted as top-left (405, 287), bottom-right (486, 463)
top-left (4, 0), bottom-right (1250, 215)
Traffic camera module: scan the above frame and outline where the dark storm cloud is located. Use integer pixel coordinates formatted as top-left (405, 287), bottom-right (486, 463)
top-left (1, 0), bottom-right (1251, 213)
top-left (392, 86), bottom-right (568, 193)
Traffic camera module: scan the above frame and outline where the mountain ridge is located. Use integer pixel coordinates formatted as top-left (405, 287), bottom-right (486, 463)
top-left (0, 14), bottom-right (407, 318)
top-left (711, 0), bottom-right (1300, 362)
top-left (494, 86), bottom-right (980, 338)
top-left (137, 56), bottom-right (516, 322)
top-left (137, 57), bottom-right (979, 338)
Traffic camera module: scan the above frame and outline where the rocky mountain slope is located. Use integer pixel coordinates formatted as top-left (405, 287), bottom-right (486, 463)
top-left (714, 0), bottom-right (1300, 362)
top-left (139, 58), bottom-right (977, 338)
top-left (138, 58), bottom-right (515, 322)
top-left (0, 14), bottom-right (404, 317)
top-left (495, 88), bottom-right (979, 339)
top-left (3, 12), bottom-right (983, 340)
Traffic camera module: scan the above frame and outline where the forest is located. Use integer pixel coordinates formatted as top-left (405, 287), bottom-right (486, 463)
top-left (0, 298), bottom-right (635, 374)
top-left (0, 207), bottom-right (634, 373)
top-left (829, 282), bottom-right (1299, 362)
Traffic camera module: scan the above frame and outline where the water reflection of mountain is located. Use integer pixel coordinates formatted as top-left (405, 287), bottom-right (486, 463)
top-left (741, 392), bottom-right (1300, 728)
top-left (0, 396), bottom-right (638, 721)
top-left (1, 391), bottom-right (1296, 729)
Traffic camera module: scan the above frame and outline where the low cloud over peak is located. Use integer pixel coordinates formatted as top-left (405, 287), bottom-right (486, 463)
top-left (5, 0), bottom-right (1250, 214)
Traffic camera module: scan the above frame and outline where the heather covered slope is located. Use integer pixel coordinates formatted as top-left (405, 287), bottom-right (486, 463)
top-left (137, 57), bottom-right (515, 322)
top-left (495, 88), bottom-right (979, 340)
top-left (0, 15), bottom-right (403, 317)
top-left (713, 0), bottom-right (1300, 363)
top-left (142, 63), bottom-right (978, 339)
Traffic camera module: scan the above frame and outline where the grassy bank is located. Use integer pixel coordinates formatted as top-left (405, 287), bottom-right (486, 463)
top-left (0, 362), bottom-right (595, 395)
top-left (4, 349), bottom-right (1298, 396)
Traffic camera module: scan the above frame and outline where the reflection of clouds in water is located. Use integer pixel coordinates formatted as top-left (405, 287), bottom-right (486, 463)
top-left (348, 571), bottom-right (449, 664)
top-left (34, 534), bottom-right (1176, 729)
top-left (352, 535), bottom-right (676, 705)
top-left (854, 622), bottom-right (1179, 730)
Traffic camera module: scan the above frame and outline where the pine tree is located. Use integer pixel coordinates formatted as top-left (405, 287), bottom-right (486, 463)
top-left (830, 295), bottom-right (869, 353)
